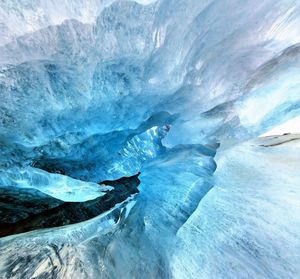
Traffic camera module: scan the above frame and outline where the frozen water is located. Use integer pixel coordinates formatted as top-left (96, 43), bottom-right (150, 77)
top-left (0, 139), bottom-right (299, 278)
top-left (173, 139), bottom-right (300, 278)
top-left (0, 0), bottom-right (300, 278)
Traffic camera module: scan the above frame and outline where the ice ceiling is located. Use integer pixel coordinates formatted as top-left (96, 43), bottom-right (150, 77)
top-left (0, 0), bottom-right (300, 278)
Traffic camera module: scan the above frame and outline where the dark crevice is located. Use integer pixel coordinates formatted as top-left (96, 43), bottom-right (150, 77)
top-left (0, 173), bottom-right (141, 237)
top-left (31, 161), bottom-right (67, 175)
top-left (0, 187), bottom-right (63, 224)
top-left (259, 137), bottom-right (300, 147)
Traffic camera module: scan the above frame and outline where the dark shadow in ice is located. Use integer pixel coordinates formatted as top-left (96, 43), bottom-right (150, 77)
top-left (0, 186), bottom-right (63, 224)
top-left (0, 173), bottom-right (140, 237)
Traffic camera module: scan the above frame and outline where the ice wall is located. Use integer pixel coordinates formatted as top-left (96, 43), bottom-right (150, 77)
top-left (1, 0), bottom-right (300, 177)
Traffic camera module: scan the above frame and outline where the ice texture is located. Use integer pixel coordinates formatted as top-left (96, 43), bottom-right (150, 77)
top-left (0, 139), bottom-right (299, 278)
top-left (0, 0), bottom-right (300, 278)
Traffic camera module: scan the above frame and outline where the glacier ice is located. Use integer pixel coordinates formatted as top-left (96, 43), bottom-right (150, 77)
top-left (0, 0), bottom-right (300, 278)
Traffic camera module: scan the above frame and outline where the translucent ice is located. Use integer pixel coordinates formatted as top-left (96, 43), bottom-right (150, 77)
top-left (0, 0), bottom-right (300, 278)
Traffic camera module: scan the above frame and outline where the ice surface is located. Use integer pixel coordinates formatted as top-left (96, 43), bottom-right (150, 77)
top-left (0, 167), bottom-right (108, 202)
top-left (0, 139), bottom-right (299, 278)
top-left (1, 0), bottom-right (300, 151)
top-left (0, 0), bottom-right (300, 278)
top-left (173, 139), bottom-right (300, 278)
top-left (0, 143), bottom-right (217, 278)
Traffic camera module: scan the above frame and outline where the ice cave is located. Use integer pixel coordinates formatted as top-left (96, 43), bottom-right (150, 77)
top-left (0, 0), bottom-right (300, 278)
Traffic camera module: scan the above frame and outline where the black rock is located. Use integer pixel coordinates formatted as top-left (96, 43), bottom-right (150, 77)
top-left (0, 173), bottom-right (140, 237)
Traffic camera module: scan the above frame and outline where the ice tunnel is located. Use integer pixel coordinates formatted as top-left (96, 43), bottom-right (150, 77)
top-left (0, 0), bottom-right (300, 278)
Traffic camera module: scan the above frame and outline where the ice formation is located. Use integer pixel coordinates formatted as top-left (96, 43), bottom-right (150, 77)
top-left (0, 0), bottom-right (299, 278)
